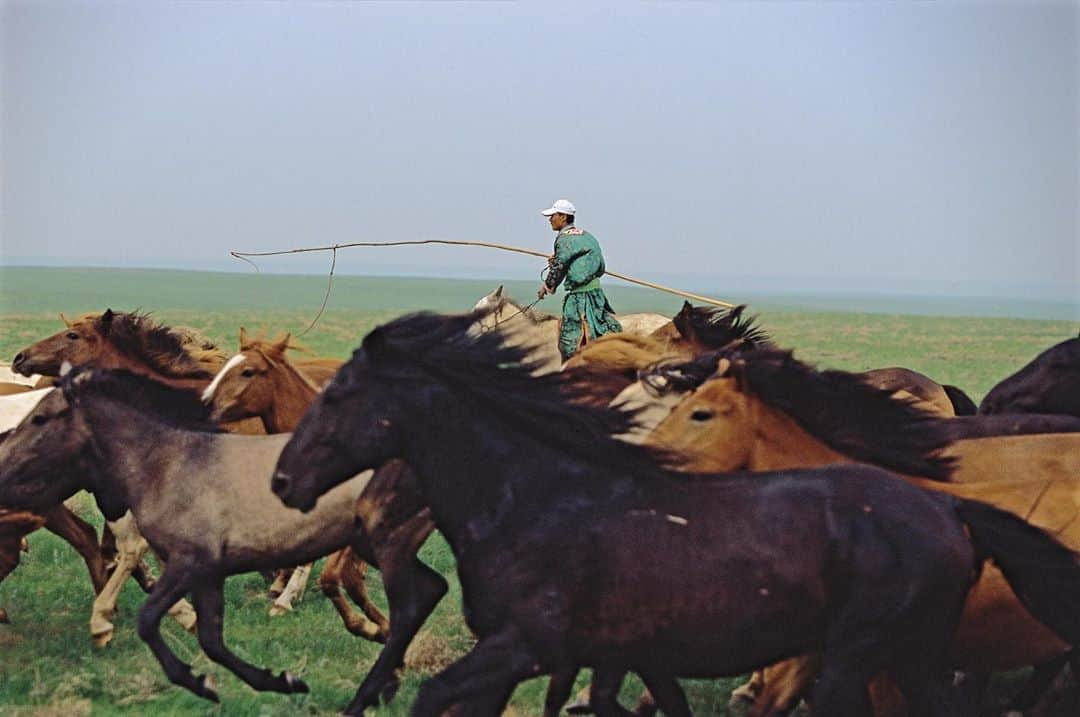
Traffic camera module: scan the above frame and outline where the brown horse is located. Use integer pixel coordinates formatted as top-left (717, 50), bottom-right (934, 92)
top-left (202, 330), bottom-right (387, 638)
top-left (980, 334), bottom-right (1080, 417)
top-left (638, 349), bottom-right (1080, 715)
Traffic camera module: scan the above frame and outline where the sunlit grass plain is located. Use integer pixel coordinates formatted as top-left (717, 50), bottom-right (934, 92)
top-left (0, 266), bottom-right (1076, 715)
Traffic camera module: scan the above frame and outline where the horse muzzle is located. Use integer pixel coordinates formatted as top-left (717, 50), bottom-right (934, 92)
top-left (271, 470), bottom-right (317, 512)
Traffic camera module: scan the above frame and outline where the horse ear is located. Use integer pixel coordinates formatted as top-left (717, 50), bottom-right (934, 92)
top-left (100, 309), bottom-right (115, 334)
top-left (60, 312), bottom-right (73, 328)
top-left (680, 300), bottom-right (693, 315)
top-left (239, 327), bottom-right (252, 349)
top-left (273, 333), bottom-right (292, 355)
top-left (494, 285), bottom-right (503, 298)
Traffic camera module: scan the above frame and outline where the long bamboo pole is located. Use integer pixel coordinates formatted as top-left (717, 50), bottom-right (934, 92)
top-left (230, 239), bottom-right (736, 309)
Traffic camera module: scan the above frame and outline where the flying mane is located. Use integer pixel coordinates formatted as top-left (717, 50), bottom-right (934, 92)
top-left (358, 311), bottom-right (675, 475)
top-left (74, 310), bottom-right (227, 379)
top-left (674, 303), bottom-right (773, 350)
top-left (645, 348), bottom-right (956, 481)
top-left (61, 367), bottom-right (223, 433)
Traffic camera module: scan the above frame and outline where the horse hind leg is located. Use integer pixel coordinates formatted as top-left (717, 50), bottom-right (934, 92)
top-left (191, 578), bottom-right (308, 695)
top-left (269, 562), bottom-right (312, 616)
top-left (45, 504), bottom-right (107, 592)
top-left (338, 548), bottom-right (389, 638)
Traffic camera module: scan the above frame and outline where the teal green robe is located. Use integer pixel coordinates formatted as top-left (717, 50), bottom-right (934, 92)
top-left (543, 227), bottom-right (622, 360)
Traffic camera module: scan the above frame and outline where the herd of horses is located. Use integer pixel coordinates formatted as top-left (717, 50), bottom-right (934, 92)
top-left (0, 288), bottom-right (1078, 716)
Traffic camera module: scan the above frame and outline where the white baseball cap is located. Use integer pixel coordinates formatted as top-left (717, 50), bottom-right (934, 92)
top-left (540, 199), bottom-right (576, 216)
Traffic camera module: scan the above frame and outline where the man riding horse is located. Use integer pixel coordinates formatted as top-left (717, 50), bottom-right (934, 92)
top-left (536, 199), bottom-right (622, 360)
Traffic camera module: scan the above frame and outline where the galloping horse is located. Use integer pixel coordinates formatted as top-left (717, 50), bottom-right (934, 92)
top-left (0, 368), bottom-right (379, 703)
top-left (203, 330), bottom-right (388, 638)
top-left (11, 309), bottom-right (241, 644)
top-left (637, 349), bottom-right (1080, 715)
top-left (980, 334), bottom-right (1080, 417)
top-left (271, 311), bottom-right (1080, 717)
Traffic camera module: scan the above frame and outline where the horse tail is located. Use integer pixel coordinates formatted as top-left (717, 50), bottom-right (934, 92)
top-left (957, 498), bottom-right (1080, 643)
top-left (943, 384), bottom-right (977, 416)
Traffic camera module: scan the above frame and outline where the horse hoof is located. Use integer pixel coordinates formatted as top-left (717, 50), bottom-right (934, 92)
top-left (197, 674), bottom-right (220, 702)
top-left (283, 671), bottom-right (309, 693)
top-left (565, 698), bottom-right (595, 715)
top-left (269, 604), bottom-right (292, 617)
top-left (92, 630), bottom-right (115, 648)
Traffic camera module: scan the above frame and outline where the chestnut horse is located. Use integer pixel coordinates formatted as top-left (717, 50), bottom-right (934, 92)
top-left (202, 330), bottom-right (387, 638)
top-left (638, 349), bottom-right (1080, 715)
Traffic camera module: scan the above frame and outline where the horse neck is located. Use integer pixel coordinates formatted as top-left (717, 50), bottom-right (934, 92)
top-left (264, 362), bottom-right (319, 433)
top-left (79, 398), bottom-right (214, 516)
top-left (97, 342), bottom-right (210, 392)
top-left (745, 397), bottom-right (854, 472)
top-left (397, 390), bottom-right (631, 555)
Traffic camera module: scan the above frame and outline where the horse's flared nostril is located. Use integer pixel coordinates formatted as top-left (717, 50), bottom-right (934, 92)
top-left (271, 472), bottom-right (291, 498)
top-left (12, 353), bottom-right (25, 368)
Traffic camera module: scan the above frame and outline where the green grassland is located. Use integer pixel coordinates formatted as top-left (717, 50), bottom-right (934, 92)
top-left (0, 266), bottom-right (1076, 715)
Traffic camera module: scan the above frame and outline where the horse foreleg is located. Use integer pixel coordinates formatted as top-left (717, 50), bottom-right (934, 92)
top-left (544, 668), bottom-right (581, 717)
top-left (637, 671), bottom-right (687, 717)
top-left (135, 561), bottom-right (218, 702)
top-left (410, 625), bottom-right (543, 717)
top-left (268, 568), bottom-right (291, 599)
top-left (192, 579), bottom-right (308, 694)
top-left (44, 504), bottom-right (107, 593)
top-left (269, 562), bottom-right (312, 616)
top-left (344, 513), bottom-right (444, 715)
top-left (318, 548), bottom-right (387, 640)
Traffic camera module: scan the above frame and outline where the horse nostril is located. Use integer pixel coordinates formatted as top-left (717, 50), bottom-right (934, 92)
top-left (271, 472), bottom-right (291, 497)
top-left (12, 353), bottom-right (25, 367)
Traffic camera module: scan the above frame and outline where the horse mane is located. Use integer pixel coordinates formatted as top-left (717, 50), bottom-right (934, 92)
top-left (675, 303), bottom-right (773, 350)
top-left (645, 348), bottom-right (956, 481)
top-left (561, 333), bottom-right (685, 408)
top-left (360, 311), bottom-right (676, 474)
top-left (492, 296), bottom-right (557, 324)
top-left (75, 311), bottom-right (227, 379)
top-left (61, 367), bottom-right (223, 433)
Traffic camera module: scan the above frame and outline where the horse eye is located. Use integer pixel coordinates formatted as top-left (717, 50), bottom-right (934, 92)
top-left (66, 331), bottom-right (80, 340)
top-left (31, 414), bottom-right (48, 426)
top-left (690, 409), bottom-right (714, 422)
top-left (241, 368), bottom-right (255, 378)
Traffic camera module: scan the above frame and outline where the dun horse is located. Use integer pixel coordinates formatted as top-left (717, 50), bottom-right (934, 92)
top-left (271, 311), bottom-right (1080, 717)
top-left (0, 368), bottom-right (377, 701)
top-left (203, 329), bottom-right (387, 637)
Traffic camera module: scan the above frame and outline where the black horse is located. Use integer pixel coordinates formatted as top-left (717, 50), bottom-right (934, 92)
top-left (272, 311), bottom-right (1080, 717)
top-left (980, 335), bottom-right (1080, 416)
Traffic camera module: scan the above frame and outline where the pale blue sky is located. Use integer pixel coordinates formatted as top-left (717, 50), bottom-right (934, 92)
top-left (2, 1), bottom-right (1077, 301)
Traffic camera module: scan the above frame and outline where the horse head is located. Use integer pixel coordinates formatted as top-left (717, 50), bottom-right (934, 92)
top-left (980, 337), bottom-right (1080, 417)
